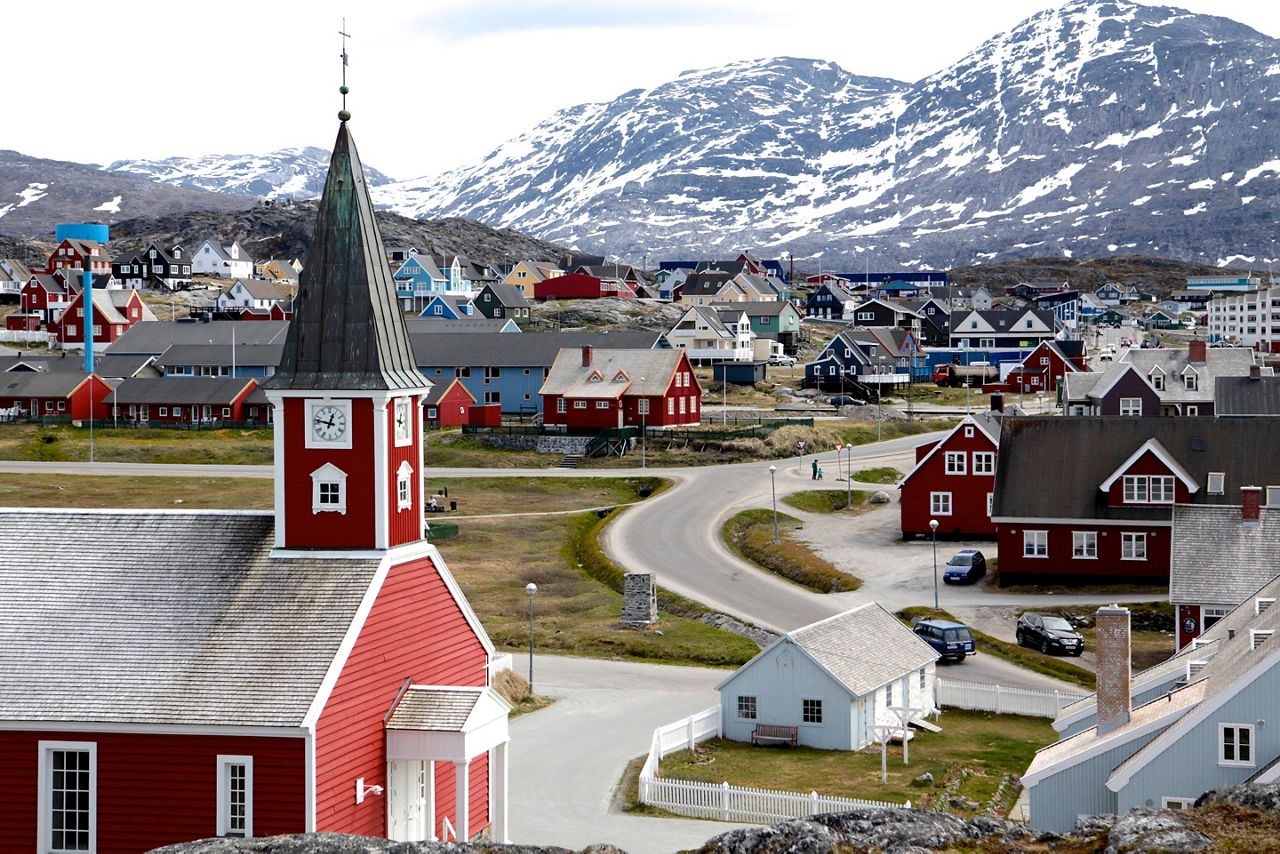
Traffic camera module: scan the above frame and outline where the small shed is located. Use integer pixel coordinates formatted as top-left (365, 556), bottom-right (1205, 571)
top-left (713, 360), bottom-right (766, 385)
top-left (717, 603), bottom-right (940, 751)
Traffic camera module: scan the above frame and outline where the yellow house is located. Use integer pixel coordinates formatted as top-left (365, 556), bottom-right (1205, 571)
top-left (503, 261), bottom-right (563, 296)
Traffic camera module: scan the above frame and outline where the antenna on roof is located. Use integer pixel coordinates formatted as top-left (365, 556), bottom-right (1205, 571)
top-left (338, 19), bottom-right (352, 121)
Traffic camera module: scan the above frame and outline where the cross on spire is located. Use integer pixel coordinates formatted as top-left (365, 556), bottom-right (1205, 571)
top-left (338, 19), bottom-right (351, 121)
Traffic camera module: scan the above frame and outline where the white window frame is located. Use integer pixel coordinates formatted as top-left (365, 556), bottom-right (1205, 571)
top-left (737, 695), bottom-right (757, 720)
top-left (944, 451), bottom-right (966, 475)
top-left (1220, 723), bottom-right (1255, 767)
top-left (1162, 796), bottom-right (1194, 811)
top-left (1024, 530), bottom-right (1048, 558)
top-left (1267, 486), bottom-right (1280, 507)
top-left (1207, 473), bottom-right (1225, 494)
top-left (1150, 476), bottom-right (1175, 504)
top-left (973, 452), bottom-right (995, 475)
top-left (1121, 532), bottom-right (1147, 560)
top-left (637, 398), bottom-right (650, 416)
top-left (396, 461), bottom-right (414, 512)
top-left (574, 400), bottom-right (587, 409)
top-left (311, 463), bottom-right (348, 515)
top-left (930, 491), bottom-right (952, 515)
top-left (595, 400), bottom-right (610, 409)
top-left (1072, 531), bottom-right (1098, 559)
top-left (38, 740), bottom-right (97, 854)
top-left (216, 754), bottom-right (253, 837)
top-left (1119, 397), bottom-right (1142, 416)
top-left (1123, 476), bottom-right (1149, 503)
top-left (556, 398), bottom-right (567, 413)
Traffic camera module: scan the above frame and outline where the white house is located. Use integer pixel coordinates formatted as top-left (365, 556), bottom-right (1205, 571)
top-left (666, 305), bottom-right (755, 365)
top-left (215, 279), bottom-right (296, 313)
top-left (191, 240), bottom-right (255, 279)
top-left (716, 604), bottom-right (939, 751)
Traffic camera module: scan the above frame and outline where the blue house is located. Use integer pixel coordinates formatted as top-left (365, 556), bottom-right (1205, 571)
top-left (393, 251), bottom-right (446, 310)
top-left (1024, 591), bottom-right (1280, 831)
top-left (419, 294), bottom-right (475, 319)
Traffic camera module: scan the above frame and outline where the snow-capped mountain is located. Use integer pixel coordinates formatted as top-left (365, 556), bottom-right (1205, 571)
top-left (376, 0), bottom-right (1280, 268)
top-left (106, 146), bottom-right (394, 201)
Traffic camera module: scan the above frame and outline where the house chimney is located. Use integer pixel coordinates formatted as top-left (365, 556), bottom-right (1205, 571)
top-left (1251, 364), bottom-right (1262, 380)
top-left (1096, 605), bottom-right (1132, 736)
top-left (1242, 486), bottom-right (1262, 527)
top-left (990, 391), bottom-right (1004, 413)
top-left (1189, 340), bottom-right (1206, 365)
top-left (581, 345), bottom-right (592, 367)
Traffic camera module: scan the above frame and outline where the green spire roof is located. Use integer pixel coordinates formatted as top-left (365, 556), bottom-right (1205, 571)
top-left (267, 122), bottom-right (429, 391)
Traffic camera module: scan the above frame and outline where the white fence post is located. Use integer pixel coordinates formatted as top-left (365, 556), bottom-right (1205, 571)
top-left (721, 781), bottom-right (730, 821)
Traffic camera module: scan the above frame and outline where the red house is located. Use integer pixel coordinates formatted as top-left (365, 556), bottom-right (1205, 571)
top-left (533, 270), bottom-right (633, 300)
top-left (110, 376), bottom-right (260, 424)
top-left (49, 287), bottom-right (155, 349)
top-left (899, 408), bottom-right (1004, 538)
top-left (0, 119), bottom-right (510, 851)
top-left (539, 345), bottom-right (703, 430)
top-left (991, 418), bottom-right (1280, 585)
top-left (996, 340), bottom-right (1089, 395)
top-left (424, 378), bottom-right (476, 428)
top-left (20, 272), bottom-right (77, 324)
top-left (0, 371), bottom-right (113, 420)
top-left (45, 237), bottom-right (112, 277)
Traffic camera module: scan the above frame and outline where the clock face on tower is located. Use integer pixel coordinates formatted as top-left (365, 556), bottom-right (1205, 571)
top-left (305, 399), bottom-right (353, 449)
top-left (393, 396), bottom-right (412, 446)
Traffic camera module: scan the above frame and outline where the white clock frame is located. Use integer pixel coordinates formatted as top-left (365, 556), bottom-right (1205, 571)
top-left (393, 396), bottom-right (413, 447)
top-left (305, 398), bottom-right (353, 449)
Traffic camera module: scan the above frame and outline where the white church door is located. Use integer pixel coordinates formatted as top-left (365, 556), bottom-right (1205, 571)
top-left (387, 759), bottom-right (432, 842)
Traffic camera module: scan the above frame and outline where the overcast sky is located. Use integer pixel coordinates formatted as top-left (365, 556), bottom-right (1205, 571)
top-left (10, 0), bottom-right (1280, 181)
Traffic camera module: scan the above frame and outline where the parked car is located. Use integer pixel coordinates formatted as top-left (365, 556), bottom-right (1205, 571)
top-left (1098, 350), bottom-right (1114, 362)
top-left (912, 619), bottom-right (976, 662)
top-left (1016, 612), bottom-right (1084, 656)
top-left (828, 394), bottom-right (863, 407)
top-left (942, 549), bottom-right (987, 584)
top-left (769, 354), bottom-right (796, 366)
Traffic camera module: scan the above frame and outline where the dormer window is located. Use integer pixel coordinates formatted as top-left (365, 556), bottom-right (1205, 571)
top-left (1184, 370), bottom-right (1199, 391)
top-left (1149, 371), bottom-right (1165, 391)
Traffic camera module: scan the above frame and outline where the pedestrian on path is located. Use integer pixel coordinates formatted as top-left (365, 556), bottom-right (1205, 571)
top-left (812, 458), bottom-right (818, 480)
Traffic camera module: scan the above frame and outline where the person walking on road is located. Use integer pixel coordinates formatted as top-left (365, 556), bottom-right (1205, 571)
top-left (811, 458), bottom-right (818, 480)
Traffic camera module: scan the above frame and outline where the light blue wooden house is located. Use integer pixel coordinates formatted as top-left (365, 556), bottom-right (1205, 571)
top-left (393, 251), bottom-right (446, 310)
top-left (716, 604), bottom-right (938, 751)
top-left (1024, 589), bottom-right (1280, 831)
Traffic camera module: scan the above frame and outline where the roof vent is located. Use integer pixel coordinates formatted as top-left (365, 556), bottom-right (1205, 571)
top-left (1251, 629), bottom-right (1274, 651)
top-left (1257, 598), bottom-right (1275, 615)
top-left (1189, 437), bottom-right (1206, 452)
top-left (1187, 659), bottom-right (1211, 679)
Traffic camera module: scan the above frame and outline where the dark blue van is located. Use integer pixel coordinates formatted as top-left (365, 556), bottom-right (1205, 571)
top-left (913, 619), bottom-right (976, 662)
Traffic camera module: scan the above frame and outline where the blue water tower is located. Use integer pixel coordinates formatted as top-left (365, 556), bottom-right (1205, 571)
top-left (55, 223), bottom-right (110, 244)
top-left (55, 224), bottom-right (109, 371)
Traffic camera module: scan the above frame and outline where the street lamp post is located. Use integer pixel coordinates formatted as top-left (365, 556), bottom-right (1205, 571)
top-left (929, 519), bottom-right (939, 611)
top-left (845, 444), bottom-right (853, 510)
top-left (877, 355), bottom-right (886, 443)
top-left (522, 581), bottom-right (537, 696)
top-left (639, 376), bottom-right (646, 469)
top-left (769, 465), bottom-right (779, 544)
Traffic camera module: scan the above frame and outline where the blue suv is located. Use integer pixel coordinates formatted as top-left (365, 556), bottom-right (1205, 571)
top-left (913, 619), bottom-right (976, 662)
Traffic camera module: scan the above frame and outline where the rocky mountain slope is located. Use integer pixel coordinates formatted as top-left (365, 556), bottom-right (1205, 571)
top-left (376, 0), bottom-right (1280, 269)
top-left (106, 147), bottom-right (395, 201)
top-left (0, 150), bottom-right (254, 239)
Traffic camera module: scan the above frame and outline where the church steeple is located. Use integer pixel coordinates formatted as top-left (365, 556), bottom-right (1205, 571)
top-left (267, 121), bottom-right (428, 392)
top-left (265, 111), bottom-right (431, 553)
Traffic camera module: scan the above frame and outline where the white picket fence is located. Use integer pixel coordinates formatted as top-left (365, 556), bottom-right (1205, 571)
top-left (637, 706), bottom-right (907, 823)
top-left (936, 677), bottom-right (1086, 718)
top-left (0, 330), bottom-right (50, 344)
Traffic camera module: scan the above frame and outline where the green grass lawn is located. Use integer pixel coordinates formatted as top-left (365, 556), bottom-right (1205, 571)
top-left (723, 508), bottom-right (860, 593)
top-left (0, 424), bottom-right (273, 465)
top-left (0, 473), bottom-right (272, 509)
top-left (782, 489), bottom-right (871, 514)
top-left (657, 710), bottom-right (1054, 815)
top-left (850, 466), bottom-right (901, 484)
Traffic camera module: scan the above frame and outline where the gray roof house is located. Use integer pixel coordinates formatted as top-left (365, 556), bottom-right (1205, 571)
top-left (717, 604), bottom-right (939, 751)
top-left (1117, 342), bottom-right (1256, 416)
top-left (1024, 592), bottom-right (1280, 832)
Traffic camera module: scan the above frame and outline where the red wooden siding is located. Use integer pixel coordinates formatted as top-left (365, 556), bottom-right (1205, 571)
top-left (281, 397), bottom-right (378, 549)
top-left (996, 522), bottom-right (1170, 583)
top-left (900, 425), bottom-right (997, 538)
top-left (469, 752), bottom-right (490, 832)
top-left (313, 553), bottom-right (489, 837)
top-left (0, 729), bottom-right (304, 853)
top-left (1104, 451), bottom-right (1192, 506)
top-left (387, 396), bottom-right (421, 548)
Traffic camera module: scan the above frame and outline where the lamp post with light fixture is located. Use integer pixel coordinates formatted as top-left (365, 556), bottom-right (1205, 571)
top-left (522, 581), bottom-right (537, 696)
top-left (929, 519), bottom-right (939, 611)
top-left (877, 355), bottom-right (887, 442)
top-left (769, 465), bottom-right (779, 544)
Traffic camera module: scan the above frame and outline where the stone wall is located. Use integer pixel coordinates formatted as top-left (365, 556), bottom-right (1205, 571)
top-left (621, 573), bottom-right (657, 626)
top-left (475, 434), bottom-right (591, 454)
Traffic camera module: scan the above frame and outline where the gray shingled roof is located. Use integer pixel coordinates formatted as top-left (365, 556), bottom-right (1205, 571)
top-left (992, 418), bottom-right (1280, 520)
top-left (1215, 376), bottom-right (1280, 415)
top-left (540, 348), bottom-right (690, 398)
top-left (787, 603), bottom-right (939, 697)
top-left (112, 376), bottom-right (258, 405)
top-left (1120, 347), bottom-right (1254, 404)
top-left (106, 320), bottom-right (289, 356)
top-left (387, 687), bottom-right (482, 731)
top-left (155, 343), bottom-right (284, 369)
top-left (411, 331), bottom-right (665, 369)
top-left (0, 372), bottom-right (92, 398)
top-left (0, 510), bottom-right (381, 726)
top-left (268, 122), bottom-right (429, 391)
top-left (1170, 505), bottom-right (1280, 605)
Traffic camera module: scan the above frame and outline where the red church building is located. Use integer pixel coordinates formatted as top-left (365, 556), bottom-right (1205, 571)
top-left (899, 407), bottom-right (1005, 538)
top-left (0, 118), bottom-right (510, 851)
top-left (539, 345), bottom-right (703, 430)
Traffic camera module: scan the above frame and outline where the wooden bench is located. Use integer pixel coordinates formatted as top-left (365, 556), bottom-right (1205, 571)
top-left (750, 724), bottom-right (798, 747)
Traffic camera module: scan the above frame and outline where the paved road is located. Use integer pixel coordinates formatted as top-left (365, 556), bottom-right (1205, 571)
top-left (509, 655), bottom-right (747, 854)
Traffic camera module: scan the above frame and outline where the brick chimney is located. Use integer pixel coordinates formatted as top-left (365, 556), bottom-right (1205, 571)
top-left (581, 345), bottom-right (593, 367)
top-left (1242, 486), bottom-right (1262, 527)
top-left (1095, 605), bottom-right (1132, 736)
top-left (1189, 339), bottom-right (1206, 365)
